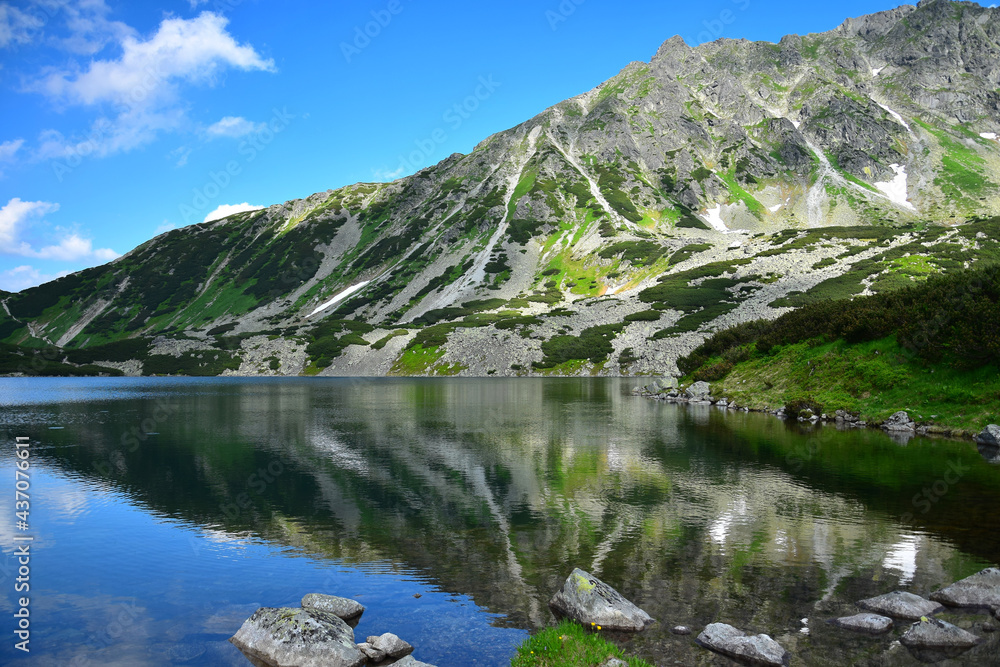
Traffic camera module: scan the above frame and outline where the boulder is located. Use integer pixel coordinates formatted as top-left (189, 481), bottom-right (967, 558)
top-left (695, 623), bottom-right (790, 667)
top-left (671, 625), bottom-right (692, 635)
top-left (597, 659), bottom-right (628, 667)
top-left (356, 642), bottom-right (385, 661)
top-left (974, 424), bottom-right (1000, 446)
top-left (883, 411), bottom-right (916, 432)
top-left (857, 591), bottom-right (944, 620)
top-left (930, 567), bottom-right (1000, 609)
top-left (548, 568), bottom-right (653, 631)
top-left (685, 381), bottom-right (711, 399)
top-left (900, 618), bottom-right (982, 661)
top-left (830, 613), bottom-right (893, 634)
top-left (366, 632), bottom-right (414, 659)
top-left (391, 656), bottom-right (437, 667)
top-left (230, 607), bottom-right (365, 667)
top-left (301, 593), bottom-right (365, 622)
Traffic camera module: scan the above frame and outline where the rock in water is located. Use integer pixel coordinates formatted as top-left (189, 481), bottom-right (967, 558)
top-left (883, 411), bottom-right (916, 432)
top-left (230, 607), bottom-right (365, 667)
top-left (974, 424), bottom-right (1000, 446)
top-left (900, 618), bottom-right (982, 661)
top-left (695, 623), bottom-right (790, 667)
top-left (930, 567), bottom-right (1000, 609)
top-left (301, 593), bottom-right (365, 622)
top-left (548, 568), bottom-right (653, 631)
top-left (391, 657), bottom-right (437, 667)
top-left (685, 381), bottom-right (711, 400)
top-left (857, 591), bottom-right (944, 620)
top-left (830, 613), bottom-right (893, 634)
top-left (366, 632), bottom-right (414, 658)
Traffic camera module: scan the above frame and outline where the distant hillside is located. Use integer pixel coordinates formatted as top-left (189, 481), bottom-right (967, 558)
top-left (3, 0), bottom-right (1000, 377)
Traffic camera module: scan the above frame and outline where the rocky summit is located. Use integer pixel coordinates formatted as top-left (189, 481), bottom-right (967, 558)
top-left (3, 0), bottom-right (1000, 378)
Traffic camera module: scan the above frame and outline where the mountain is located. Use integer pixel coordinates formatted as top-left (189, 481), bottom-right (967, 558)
top-left (3, 0), bottom-right (1000, 377)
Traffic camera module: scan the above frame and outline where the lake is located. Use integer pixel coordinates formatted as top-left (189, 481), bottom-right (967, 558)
top-left (1, 377), bottom-right (998, 666)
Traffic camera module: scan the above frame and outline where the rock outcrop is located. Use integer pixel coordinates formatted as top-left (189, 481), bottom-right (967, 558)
top-left (548, 568), bottom-right (653, 631)
top-left (230, 607), bottom-right (366, 667)
top-left (857, 591), bottom-right (944, 620)
top-left (695, 623), bottom-right (790, 667)
top-left (930, 567), bottom-right (1000, 610)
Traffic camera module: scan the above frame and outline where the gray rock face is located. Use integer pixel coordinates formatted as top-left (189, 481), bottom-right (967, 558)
top-left (695, 623), bottom-right (790, 667)
top-left (900, 618), bottom-right (982, 661)
top-left (366, 632), bottom-right (414, 659)
top-left (356, 642), bottom-right (385, 661)
top-left (391, 657), bottom-right (437, 667)
top-left (548, 568), bottom-right (653, 631)
top-left (857, 591), bottom-right (944, 620)
top-left (229, 607), bottom-right (365, 667)
top-left (830, 612), bottom-right (893, 634)
top-left (685, 381), bottom-right (711, 399)
top-left (975, 424), bottom-right (1000, 446)
top-left (301, 593), bottom-right (365, 622)
top-left (883, 411), bottom-right (916, 432)
top-left (930, 568), bottom-right (1000, 609)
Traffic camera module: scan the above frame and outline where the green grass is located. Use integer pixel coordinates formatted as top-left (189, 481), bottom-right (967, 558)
top-left (511, 620), bottom-right (654, 667)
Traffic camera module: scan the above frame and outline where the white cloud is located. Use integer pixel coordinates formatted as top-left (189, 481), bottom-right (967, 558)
top-left (29, 11), bottom-right (275, 160)
top-left (203, 202), bottom-right (264, 222)
top-left (0, 4), bottom-right (44, 48)
top-left (0, 198), bottom-right (59, 247)
top-left (0, 197), bottom-right (118, 263)
top-left (0, 138), bottom-right (24, 161)
top-left (167, 144), bottom-right (192, 166)
top-left (0, 265), bottom-right (69, 292)
top-left (206, 115), bottom-right (265, 138)
top-left (154, 220), bottom-right (176, 235)
top-left (372, 165), bottom-right (405, 181)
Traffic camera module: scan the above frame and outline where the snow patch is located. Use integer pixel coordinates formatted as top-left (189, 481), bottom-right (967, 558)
top-left (871, 67), bottom-right (884, 77)
top-left (768, 203), bottom-right (783, 212)
top-left (702, 205), bottom-right (728, 232)
top-left (790, 119), bottom-right (801, 129)
top-left (981, 132), bottom-right (998, 140)
top-left (876, 102), bottom-right (911, 132)
top-left (309, 281), bottom-right (371, 317)
top-left (874, 164), bottom-right (916, 210)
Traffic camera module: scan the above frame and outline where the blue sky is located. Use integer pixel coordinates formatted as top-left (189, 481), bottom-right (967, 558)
top-left (0, 0), bottom-right (910, 292)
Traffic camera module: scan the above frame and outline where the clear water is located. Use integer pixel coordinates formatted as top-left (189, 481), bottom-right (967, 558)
top-left (0, 377), bottom-right (998, 666)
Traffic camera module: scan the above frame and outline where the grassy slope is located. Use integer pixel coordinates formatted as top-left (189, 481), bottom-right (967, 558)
top-left (677, 263), bottom-right (1000, 432)
top-left (511, 620), bottom-right (654, 667)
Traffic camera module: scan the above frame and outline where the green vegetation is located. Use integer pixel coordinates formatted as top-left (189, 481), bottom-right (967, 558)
top-left (511, 620), bottom-right (653, 667)
top-left (667, 243), bottom-right (713, 266)
top-left (534, 324), bottom-right (624, 369)
top-left (145, 350), bottom-right (241, 376)
top-left (597, 241), bottom-right (666, 266)
top-left (306, 319), bottom-right (375, 368)
top-left (678, 264), bottom-right (1000, 429)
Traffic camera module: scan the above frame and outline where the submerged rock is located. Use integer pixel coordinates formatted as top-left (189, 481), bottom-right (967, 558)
top-left (830, 613), bottom-right (893, 634)
top-left (671, 625), bottom-right (692, 635)
top-left (900, 618), bottom-right (982, 661)
top-left (695, 623), bottom-right (790, 667)
top-left (974, 424), bottom-right (1000, 446)
top-left (230, 607), bottom-right (365, 667)
top-left (366, 632), bottom-right (414, 659)
top-left (301, 593), bottom-right (365, 622)
top-left (548, 568), bottom-right (653, 631)
top-left (930, 567), bottom-right (1000, 609)
top-left (857, 591), bottom-right (944, 620)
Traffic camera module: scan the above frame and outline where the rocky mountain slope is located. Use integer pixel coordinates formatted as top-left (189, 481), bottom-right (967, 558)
top-left (3, 0), bottom-right (1000, 377)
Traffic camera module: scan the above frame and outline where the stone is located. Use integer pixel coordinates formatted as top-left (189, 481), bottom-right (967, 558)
top-left (366, 632), bottom-right (414, 658)
top-left (391, 656), bottom-right (437, 667)
top-left (301, 593), bottom-right (365, 622)
top-left (930, 568), bottom-right (1000, 609)
top-left (900, 618), bottom-right (982, 661)
top-left (685, 381), bottom-right (711, 399)
top-left (548, 568), bottom-right (653, 631)
top-left (830, 613), bottom-right (893, 634)
top-left (357, 642), bottom-right (385, 661)
top-left (230, 607), bottom-right (365, 667)
top-left (597, 659), bottom-right (628, 667)
top-left (883, 411), bottom-right (916, 432)
top-left (857, 591), bottom-right (944, 620)
top-left (974, 424), bottom-right (1000, 446)
top-left (671, 625), bottom-right (692, 635)
top-left (695, 623), bottom-right (790, 667)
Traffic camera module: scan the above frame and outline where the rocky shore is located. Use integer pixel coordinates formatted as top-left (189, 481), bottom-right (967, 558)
top-left (633, 379), bottom-right (1000, 446)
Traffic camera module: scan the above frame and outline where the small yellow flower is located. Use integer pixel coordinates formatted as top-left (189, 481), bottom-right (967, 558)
top-left (597, 625), bottom-right (602, 630)
top-left (591, 622), bottom-right (595, 626)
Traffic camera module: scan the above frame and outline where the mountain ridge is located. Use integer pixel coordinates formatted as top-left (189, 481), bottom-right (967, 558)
top-left (2, 0), bottom-right (1000, 377)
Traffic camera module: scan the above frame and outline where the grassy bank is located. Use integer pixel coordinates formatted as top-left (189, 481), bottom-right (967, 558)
top-left (511, 620), bottom-right (653, 667)
top-left (677, 264), bottom-right (1000, 432)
